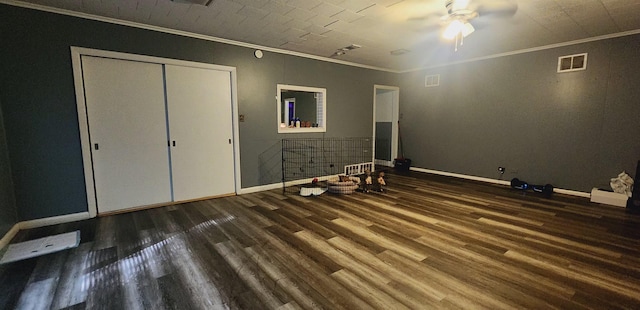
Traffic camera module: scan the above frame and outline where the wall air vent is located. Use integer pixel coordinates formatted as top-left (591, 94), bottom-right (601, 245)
top-left (557, 53), bottom-right (587, 73)
top-left (425, 74), bottom-right (440, 87)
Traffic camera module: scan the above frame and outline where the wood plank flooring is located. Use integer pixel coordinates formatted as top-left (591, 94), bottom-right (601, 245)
top-left (2, 170), bottom-right (640, 309)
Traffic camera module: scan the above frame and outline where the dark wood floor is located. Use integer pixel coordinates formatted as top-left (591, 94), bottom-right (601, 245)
top-left (2, 170), bottom-right (640, 309)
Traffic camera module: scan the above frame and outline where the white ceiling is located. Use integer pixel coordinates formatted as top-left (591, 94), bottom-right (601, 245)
top-left (9, 0), bottom-right (640, 71)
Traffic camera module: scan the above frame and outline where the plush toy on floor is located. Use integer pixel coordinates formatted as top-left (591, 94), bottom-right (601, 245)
top-left (364, 169), bottom-right (373, 193)
top-left (377, 171), bottom-right (386, 192)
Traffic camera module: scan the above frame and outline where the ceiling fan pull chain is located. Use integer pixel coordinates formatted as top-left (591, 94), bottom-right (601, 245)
top-left (455, 34), bottom-right (459, 52)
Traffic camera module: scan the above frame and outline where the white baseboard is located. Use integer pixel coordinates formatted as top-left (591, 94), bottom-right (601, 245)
top-left (410, 167), bottom-right (512, 186)
top-left (555, 188), bottom-right (591, 198)
top-left (2, 168), bottom-right (591, 250)
top-left (238, 183), bottom-right (283, 195)
top-left (409, 167), bottom-right (590, 198)
top-left (0, 223), bottom-right (20, 250)
top-left (242, 168), bottom-right (591, 199)
top-left (19, 212), bottom-right (91, 230)
top-left (239, 174), bottom-right (343, 195)
top-left (375, 159), bottom-right (393, 167)
top-left (0, 212), bottom-right (92, 250)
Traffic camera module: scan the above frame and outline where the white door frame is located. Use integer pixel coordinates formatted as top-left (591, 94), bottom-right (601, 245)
top-left (284, 98), bottom-right (295, 125)
top-left (71, 46), bottom-right (241, 218)
top-left (372, 85), bottom-right (400, 167)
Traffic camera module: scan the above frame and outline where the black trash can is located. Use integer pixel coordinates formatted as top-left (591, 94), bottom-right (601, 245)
top-left (394, 158), bottom-right (411, 172)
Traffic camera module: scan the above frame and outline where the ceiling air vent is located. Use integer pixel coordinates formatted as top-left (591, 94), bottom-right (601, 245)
top-left (425, 74), bottom-right (440, 87)
top-left (171, 0), bottom-right (213, 6)
top-left (557, 53), bottom-right (587, 73)
top-left (390, 49), bottom-right (410, 56)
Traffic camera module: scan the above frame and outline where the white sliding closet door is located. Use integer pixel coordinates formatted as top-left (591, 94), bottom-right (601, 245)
top-left (165, 65), bottom-right (235, 201)
top-left (82, 56), bottom-right (172, 213)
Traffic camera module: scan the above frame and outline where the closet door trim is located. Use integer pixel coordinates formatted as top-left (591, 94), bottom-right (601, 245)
top-left (71, 46), bottom-right (241, 218)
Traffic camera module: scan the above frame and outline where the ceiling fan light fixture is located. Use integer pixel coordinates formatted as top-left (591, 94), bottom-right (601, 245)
top-left (442, 20), bottom-right (474, 40)
top-left (442, 20), bottom-right (464, 40)
top-left (461, 21), bottom-right (475, 37)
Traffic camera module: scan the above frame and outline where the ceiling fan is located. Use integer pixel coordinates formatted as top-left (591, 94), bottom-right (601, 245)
top-left (413, 0), bottom-right (518, 50)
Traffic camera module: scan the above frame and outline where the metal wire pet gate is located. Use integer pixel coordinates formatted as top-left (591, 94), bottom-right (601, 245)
top-left (281, 137), bottom-right (373, 193)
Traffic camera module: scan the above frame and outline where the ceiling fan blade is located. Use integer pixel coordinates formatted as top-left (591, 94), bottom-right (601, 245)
top-left (406, 11), bottom-right (442, 23)
top-left (450, 0), bottom-right (472, 11)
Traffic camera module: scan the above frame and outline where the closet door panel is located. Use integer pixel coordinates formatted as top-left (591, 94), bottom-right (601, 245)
top-left (165, 65), bottom-right (235, 201)
top-left (82, 56), bottom-right (172, 213)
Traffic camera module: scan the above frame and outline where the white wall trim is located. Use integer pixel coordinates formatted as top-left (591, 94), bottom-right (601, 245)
top-left (19, 212), bottom-right (91, 230)
top-left (1, 0), bottom-right (396, 73)
top-left (0, 166), bottom-right (593, 249)
top-left (0, 223), bottom-right (20, 249)
top-left (230, 69), bottom-right (242, 201)
top-left (70, 47), bottom-right (241, 217)
top-left (402, 29), bottom-right (640, 73)
top-left (238, 183), bottom-right (284, 195)
top-left (243, 167), bottom-right (593, 199)
top-left (70, 47), bottom-right (96, 218)
top-left (238, 174), bottom-right (342, 195)
top-left (0, 212), bottom-right (91, 249)
top-left (3, 0), bottom-right (640, 74)
top-left (71, 47), bottom-right (237, 71)
top-left (410, 166), bottom-right (591, 198)
top-left (375, 159), bottom-right (394, 167)
top-left (556, 188), bottom-right (591, 199)
top-left (276, 84), bottom-right (327, 133)
top-left (411, 167), bottom-right (512, 186)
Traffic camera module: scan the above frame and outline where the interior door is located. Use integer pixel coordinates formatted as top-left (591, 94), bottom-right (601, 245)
top-left (82, 56), bottom-right (172, 213)
top-left (165, 65), bottom-right (235, 201)
top-left (374, 87), bottom-right (399, 166)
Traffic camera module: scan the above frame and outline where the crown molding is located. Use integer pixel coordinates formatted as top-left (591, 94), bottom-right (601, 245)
top-left (0, 0), bottom-right (399, 73)
top-left (2, 1), bottom-right (639, 74)
top-left (401, 29), bottom-right (640, 73)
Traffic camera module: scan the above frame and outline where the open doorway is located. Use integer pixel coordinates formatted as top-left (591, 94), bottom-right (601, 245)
top-left (284, 98), bottom-right (295, 126)
top-left (373, 85), bottom-right (399, 167)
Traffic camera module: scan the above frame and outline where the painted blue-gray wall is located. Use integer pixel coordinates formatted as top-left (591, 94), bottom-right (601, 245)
top-left (3, 3), bottom-right (637, 222)
top-left (399, 34), bottom-right (640, 192)
top-left (0, 100), bottom-right (17, 237)
top-left (0, 4), bottom-right (397, 221)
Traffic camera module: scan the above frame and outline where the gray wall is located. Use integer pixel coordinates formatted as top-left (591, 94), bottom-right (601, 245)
top-left (0, 100), bottom-right (17, 237)
top-left (5, 3), bottom-right (634, 222)
top-left (399, 34), bottom-right (640, 192)
top-left (0, 4), bottom-right (397, 221)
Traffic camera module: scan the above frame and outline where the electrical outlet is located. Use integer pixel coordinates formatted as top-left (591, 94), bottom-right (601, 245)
top-left (498, 167), bottom-right (505, 174)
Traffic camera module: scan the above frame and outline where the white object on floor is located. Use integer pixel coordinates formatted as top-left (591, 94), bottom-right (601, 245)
top-left (590, 188), bottom-right (628, 207)
top-left (610, 171), bottom-right (634, 197)
top-left (300, 187), bottom-right (327, 197)
top-left (0, 231), bottom-right (80, 264)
